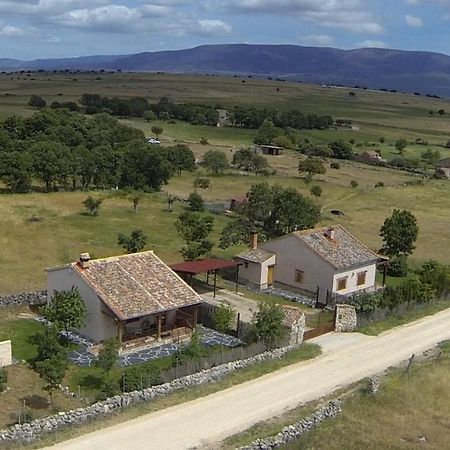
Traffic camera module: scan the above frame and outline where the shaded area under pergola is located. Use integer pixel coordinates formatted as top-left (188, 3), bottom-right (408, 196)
top-left (171, 259), bottom-right (240, 297)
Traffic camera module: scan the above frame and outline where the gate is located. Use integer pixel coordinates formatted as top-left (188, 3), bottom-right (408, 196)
top-left (303, 308), bottom-right (336, 341)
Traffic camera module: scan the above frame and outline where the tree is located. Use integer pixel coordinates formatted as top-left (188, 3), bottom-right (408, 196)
top-left (143, 110), bottom-right (156, 122)
top-left (350, 179), bottom-right (359, 188)
top-left (232, 148), bottom-right (269, 174)
top-left (213, 303), bottom-right (236, 334)
top-left (166, 144), bottom-right (196, 175)
top-left (42, 288), bottom-right (86, 339)
top-left (298, 158), bottom-right (326, 179)
top-left (83, 196), bottom-right (103, 216)
top-left (380, 209), bottom-right (419, 257)
top-left (202, 150), bottom-right (229, 175)
top-left (421, 148), bottom-right (441, 165)
top-left (118, 229), bottom-right (147, 253)
top-left (193, 177), bottom-right (211, 190)
top-left (395, 139), bottom-right (408, 154)
top-left (35, 356), bottom-right (67, 409)
top-left (187, 191), bottom-right (204, 212)
top-left (310, 185), bottom-right (322, 198)
top-left (251, 302), bottom-right (285, 349)
top-left (28, 95), bottom-right (46, 109)
top-left (151, 126), bottom-right (163, 137)
top-left (175, 211), bottom-right (214, 261)
top-left (328, 140), bottom-right (354, 160)
top-left (127, 189), bottom-right (144, 214)
top-left (95, 338), bottom-right (119, 376)
top-left (438, 109), bottom-right (445, 116)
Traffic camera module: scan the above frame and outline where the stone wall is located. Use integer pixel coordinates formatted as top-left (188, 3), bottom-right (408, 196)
top-left (0, 345), bottom-right (296, 443)
top-left (0, 291), bottom-right (47, 309)
top-left (0, 341), bottom-right (12, 367)
top-left (239, 400), bottom-right (342, 449)
top-left (335, 304), bottom-right (357, 332)
top-left (288, 314), bottom-right (306, 346)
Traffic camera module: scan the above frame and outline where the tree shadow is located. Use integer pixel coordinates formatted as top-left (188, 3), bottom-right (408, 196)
top-left (20, 394), bottom-right (49, 410)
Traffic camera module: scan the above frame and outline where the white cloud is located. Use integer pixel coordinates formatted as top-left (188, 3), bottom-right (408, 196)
top-left (0, 24), bottom-right (23, 36)
top-left (297, 34), bottom-right (334, 46)
top-left (405, 14), bottom-right (423, 26)
top-left (356, 40), bottom-right (387, 48)
top-left (198, 19), bottom-right (232, 35)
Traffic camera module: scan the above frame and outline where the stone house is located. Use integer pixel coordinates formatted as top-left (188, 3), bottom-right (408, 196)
top-left (356, 150), bottom-right (384, 163)
top-left (46, 251), bottom-right (203, 345)
top-left (435, 158), bottom-right (450, 178)
top-left (236, 226), bottom-right (384, 304)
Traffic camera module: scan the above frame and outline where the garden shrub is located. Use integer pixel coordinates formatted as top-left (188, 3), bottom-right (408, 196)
top-left (387, 255), bottom-right (408, 277)
top-left (121, 362), bottom-right (162, 392)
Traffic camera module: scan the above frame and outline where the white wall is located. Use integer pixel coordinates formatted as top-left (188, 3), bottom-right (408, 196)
top-left (332, 263), bottom-right (377, 296)
top-left (0, 340), bottom-right (12, 367)
top-left (238, 255), bottom-right (276, 289)
top-left (47, 266), bottom-right (117, 342)
top-left (261, 236), bottom-right (335, 301)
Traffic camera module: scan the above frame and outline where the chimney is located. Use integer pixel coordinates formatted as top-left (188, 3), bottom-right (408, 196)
top-left (79, 253), bottom-right (91, 269)
top-left (249, 232), bottom-right (258, 250)
top-left (326, 227), bottom-right (336, 240)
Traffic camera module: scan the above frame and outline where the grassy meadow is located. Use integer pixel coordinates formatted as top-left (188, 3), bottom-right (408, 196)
top-left (0, 72), bottom-right (450, 293)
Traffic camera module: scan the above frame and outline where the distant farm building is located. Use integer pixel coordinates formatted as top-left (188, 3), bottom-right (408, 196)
top-left (256, 145), bottom-right (284, 156)
top-left (435, 158), bottom-right (450, 178)
top-left (356, 150), bottom-right (385, 163)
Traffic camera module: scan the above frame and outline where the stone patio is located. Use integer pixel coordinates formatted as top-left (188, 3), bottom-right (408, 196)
top-left (68, 326), bottom-right (242, 367)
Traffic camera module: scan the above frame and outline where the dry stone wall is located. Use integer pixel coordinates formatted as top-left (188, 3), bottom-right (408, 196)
top-left (335, 304), bottom-right (357, 332)
top-left (0, 291), bottom-right (47, 309)
top-left (0, 345), bottom-right (297, 443)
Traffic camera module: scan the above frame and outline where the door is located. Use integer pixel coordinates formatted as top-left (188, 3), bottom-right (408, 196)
top-left (267, 266), bottom-right (275, 286)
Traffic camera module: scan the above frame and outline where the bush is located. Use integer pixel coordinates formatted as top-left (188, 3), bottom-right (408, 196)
top-left (330, 162), bottom-right (340, 169)
top-left (187, 191), bottom-right (204, 211)
top-left (121, 362), bottom-right (162, 392)
top-left (310, 185), bottom-right (322, 198)
top-left (199, 137), bottom-right (209, 145)
top-left (96, 379), bottom-right (120, 401)
top-left (0, 367), bottom-right (7, 392)
top-left (387, 255), bottom-right (408, 277)
top-left (350, 180), bottom-right (359, 188)
top-left (28, 95), bottom-right (46, 108)
top-left (9, 409), bottom-right (34, 425)
top-left (374, 181), bottom-right (384, 188)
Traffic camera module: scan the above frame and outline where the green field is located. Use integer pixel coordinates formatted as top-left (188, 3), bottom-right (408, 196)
top-left (1, 72), bottom-right (450, 294)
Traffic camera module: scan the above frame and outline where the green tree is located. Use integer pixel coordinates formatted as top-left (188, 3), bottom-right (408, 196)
top-left (438, 109), bottom-right (445, 116)
top-left (83, 196), bottom-right (103, 216)
top-left (253, 120), bottom-right (283, 145)
top-left (187, 191), bottom-right (204, 212)
top-left (143, 110), bottom-right (156, 122)
top-left (127, 189), bottom-right (144, 214)
top-left (350, 179), bottom-right (359, 188)
top-left (193, 177), bottom-right (211, 190)
top-left (175, 211), bottom-right (214, 261)
top-left (213, 303), bottom-right (236, 334)
top-left (421, 148), bottom-right (441, 165)
top-left (328, 140), bottom-right (354, 159)
top-left (232, 148), bottom-right (269, 174)
top-left (28, 95), bottom-right (46, 109)
top-left (151, 126), bottom-right (163, 137)
top-left (202, 150), bottom-right (229, 175)
top-left (0, 151), bottom-right (33, 193)
top-left (95, 338), bottom-right (119, 376)
top-left (118, 229), bottom-right (147, 253)
top-left (166, 144), bottom-right (196, 175)
top-left (298, 158), bottom-right (326, 179)
top-left (380, 209), bottom-right (419, 257)
top-left (0, 367), bottom-right (7, 393)
top-left (251, 302), bottom-right (285, 349)
top-left (310, 185), bottom-right (322, 198)
top-left (35, 356), bottom-right (67, 409)
top-left (42, 288), bottom-right (86, 339)
top-left (395, 139), bottom-right (408, 154)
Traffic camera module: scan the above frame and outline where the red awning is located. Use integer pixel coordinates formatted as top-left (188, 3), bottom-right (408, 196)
top-left (170, 259), bottom-right (239, 275)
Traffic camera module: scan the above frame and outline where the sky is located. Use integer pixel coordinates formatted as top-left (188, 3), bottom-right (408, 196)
top-left (1, 0), bottom-right (450, 60)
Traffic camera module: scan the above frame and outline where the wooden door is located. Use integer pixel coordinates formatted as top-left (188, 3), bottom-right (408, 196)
top-left (267, 266), bottom-right (274, 285)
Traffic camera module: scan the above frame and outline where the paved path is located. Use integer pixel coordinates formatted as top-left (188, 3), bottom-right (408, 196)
top-left (46, 308), bottom-right (450, 450)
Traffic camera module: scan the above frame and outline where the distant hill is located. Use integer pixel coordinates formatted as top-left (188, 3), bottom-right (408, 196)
top-left (2, 44), bottom-right (450, 97)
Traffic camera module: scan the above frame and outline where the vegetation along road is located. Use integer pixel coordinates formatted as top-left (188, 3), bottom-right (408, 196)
top-left (46, 308), bottom-right (450, 450)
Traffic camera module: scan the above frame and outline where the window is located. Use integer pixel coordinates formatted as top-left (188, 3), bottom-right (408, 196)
top-left (357, 271), bottom-right (367, 286)
top-left (337, 277), bottom-right (347, 291)
top-left (295, 270), bottom-right (304, 284)
top-left (244, 262), bottom-right (249, 269)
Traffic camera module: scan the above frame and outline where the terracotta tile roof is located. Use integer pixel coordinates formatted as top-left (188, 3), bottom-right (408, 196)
top-left (281, 305), bottom-right (304, 328)
top-left (293, 225), bottom-right (379, 270)
top-left (73, 251), bottom-right (202, 320)
top-left (236, 248), bottom-right (275, 263)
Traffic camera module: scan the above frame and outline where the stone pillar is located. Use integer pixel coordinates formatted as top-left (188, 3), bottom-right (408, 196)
top-left (335, 304), bottom-right (357, 332)
top-left (289, 314), bottom-right (306, 346)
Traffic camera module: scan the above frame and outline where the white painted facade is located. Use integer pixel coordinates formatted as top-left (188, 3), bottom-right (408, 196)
top-left (238, 255), bottom-right (276, 289)
top-left (332, 263), bottom-right (377, 296)
top-left (47, 265), bottom-right (118, 342)
top-left (0, 340), bottom-right (12, 367)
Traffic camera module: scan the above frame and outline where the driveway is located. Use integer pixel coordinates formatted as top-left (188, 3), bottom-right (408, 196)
top-left (46, 308), bottom-right (450, 450)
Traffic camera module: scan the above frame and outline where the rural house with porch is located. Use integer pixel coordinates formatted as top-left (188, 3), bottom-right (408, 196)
top-left (46, 251), bottom-right (203, 346)
top-left (236, 226), bottom-right (387, 305)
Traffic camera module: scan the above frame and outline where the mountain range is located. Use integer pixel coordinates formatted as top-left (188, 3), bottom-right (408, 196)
top-left (2, 44), bottom-right (450, 97)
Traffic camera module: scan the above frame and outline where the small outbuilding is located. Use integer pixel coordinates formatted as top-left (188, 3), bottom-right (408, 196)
top-left (435, 158), bottom-right (450, 178)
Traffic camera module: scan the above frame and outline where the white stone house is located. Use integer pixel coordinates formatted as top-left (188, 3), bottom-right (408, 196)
top-left (46, 251), bottom-right (203, 345)
top-left (236, 226), bottom-right (384, 304)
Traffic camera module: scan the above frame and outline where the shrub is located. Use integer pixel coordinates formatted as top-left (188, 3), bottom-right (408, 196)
top-left (0, 367), bottom-right (7, 392)
top-left (199, 137), bottom-right (209, 145)
top-left (187, 191), bottom-right (204, 212)
top-left (330, 162), bottom-right (340, 169)
top-left (28, 95), bottom-right (46, 108)
top-left (350, 292), bottom-right (382, 313)
top-left (416, 260), bottom-right (450, 297)
top-left (350, 180), bottom-right (359, 188)
top-left (387, 255), bottom-right (408, 277)
top-left (96, 379), bottom-right (120, 400)
top-left (310, 185), bottom-right (322, 198)
top-left (374, 181), bottom-right (384, 188)
top-left (121, 362), bottom-right (162, 392)
top-left (193, 177), bottom-right (211, 190)
top-left (9, 409), bottom-right (34, 425)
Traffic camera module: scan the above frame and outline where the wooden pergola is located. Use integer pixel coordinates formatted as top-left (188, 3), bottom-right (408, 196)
top-left (171, 259), bottom-right (241, 297)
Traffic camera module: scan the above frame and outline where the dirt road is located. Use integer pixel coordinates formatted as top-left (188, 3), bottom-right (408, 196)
top-left (47, 308), bottom-right (450, 450)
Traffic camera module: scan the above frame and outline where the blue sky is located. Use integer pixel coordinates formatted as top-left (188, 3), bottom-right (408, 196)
top-left (1, 0), bottom-right (449, 59)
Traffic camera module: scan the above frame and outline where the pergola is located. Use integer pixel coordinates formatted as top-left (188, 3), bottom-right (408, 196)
top-left (171, 259), bottom-right (241, 297)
